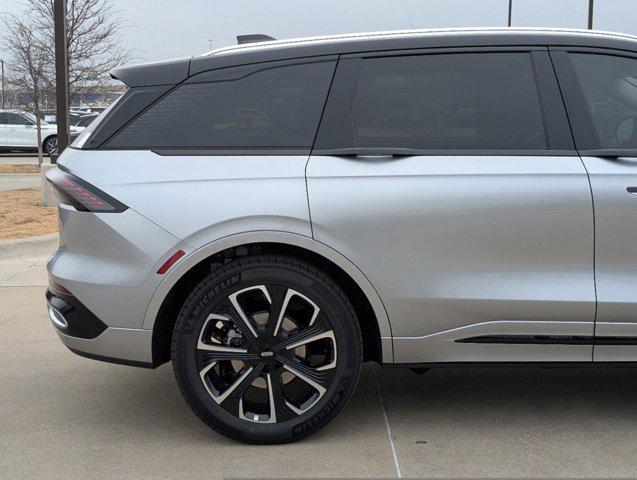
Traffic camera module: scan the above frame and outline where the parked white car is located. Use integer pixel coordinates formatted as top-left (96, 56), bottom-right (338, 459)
top-left (73, 114), bottom-right (99, 132)
top-left (0, 110), bottom-right (80, 155)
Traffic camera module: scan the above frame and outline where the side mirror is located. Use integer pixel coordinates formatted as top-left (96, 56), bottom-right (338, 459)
top-left (617, 116), bottom-right (635, 143)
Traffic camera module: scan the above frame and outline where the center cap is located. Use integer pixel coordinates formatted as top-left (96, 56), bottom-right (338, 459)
top-left (260, 350), bottom-right (274, 358)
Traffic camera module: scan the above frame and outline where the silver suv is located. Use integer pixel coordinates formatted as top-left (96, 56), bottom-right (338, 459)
top-left (46, 28), bottom-right (637, 443)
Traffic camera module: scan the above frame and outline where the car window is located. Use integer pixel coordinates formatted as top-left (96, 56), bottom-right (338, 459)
top-left (22, 112), bottom-right (39, 124)
top-left (345, 52), bottom-right (546, 151)
top-left (5, 113), bottom-right (33, 126)
top-left (570, 53), bottom-right (637, 149)
top-left (72, 95), bottom-right (126, 149)
top-left (78, 116), bottom-right (97, 127)
top-left (108, 61), bottom-right (336, 150)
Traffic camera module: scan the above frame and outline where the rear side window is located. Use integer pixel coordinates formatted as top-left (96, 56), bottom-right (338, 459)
top-left (318, 52), bottom-right (547, 151)
top-left (107, 61), bottom-right (336, 151)
top-left (569, 53), bottom-right (637, 150)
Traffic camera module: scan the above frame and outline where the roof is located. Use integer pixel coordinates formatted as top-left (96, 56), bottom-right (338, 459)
top-left (111, 27), bottom-right (637, 87)
top-left (200, 27), bottom-right (637, 58)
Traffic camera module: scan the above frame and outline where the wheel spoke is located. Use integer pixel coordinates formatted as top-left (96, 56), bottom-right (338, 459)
top-left (200, 362), bottom-right (264, 405)
top-left (275, 323), bottom-right (325, 350)
top-left (227, 286), bottom-right (271, 338)
top-left (268, 370), bottom-right (298, 422)
top-left (264, 285), bottom-right (287, 336)
top-left (197, 313), bottom-right (258, 361)
top-left (199, 350), bottom-right (260, 362)
top-left (285, 329), bottom-right (337, 371)
top-left (239, 373), bottom-right (278, 423)
top-left (281, 357), bottom-right (332, 390)
top-left (279, 362), bottom-right (330, 414)
top-left (272, 288), bottom-right (320, 336)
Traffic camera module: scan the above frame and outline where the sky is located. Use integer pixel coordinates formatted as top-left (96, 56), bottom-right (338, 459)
top-left (0, 0), bottom-right (636, 63)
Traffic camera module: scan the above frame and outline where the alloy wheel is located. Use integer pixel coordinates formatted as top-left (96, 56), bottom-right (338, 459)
top-left (44, 136), bottom-right (58, 155)
top-left (196, 284), bottom-right (338, 424)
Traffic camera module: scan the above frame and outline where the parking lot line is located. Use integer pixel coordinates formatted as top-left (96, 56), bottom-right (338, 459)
top-left (372, 364), bottom-right (402, 478)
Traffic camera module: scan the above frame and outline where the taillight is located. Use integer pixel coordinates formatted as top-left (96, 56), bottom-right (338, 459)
top-left (47, 167), bottom-right (127, 213)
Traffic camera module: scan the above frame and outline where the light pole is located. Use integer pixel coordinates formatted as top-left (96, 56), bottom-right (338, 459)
top-left (508, 0), bottom-right (513, 27)
top-left (1, 59), bottom-right (4, 109)
top-left (588, 0), bottom-right (594, 29)
top-left (54, 0), bottom-right (70, 159)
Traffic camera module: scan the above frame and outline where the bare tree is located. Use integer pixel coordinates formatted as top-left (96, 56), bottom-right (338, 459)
top-left (27, 0), bottom-right (133, 102)
top-left (1, 0), bottom-right (131, 162)
top-left (2, 15), bottom-right (49, 165)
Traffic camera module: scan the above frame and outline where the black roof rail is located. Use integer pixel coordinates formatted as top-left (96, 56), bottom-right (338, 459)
top-left (236, 34), bottom-right (276, 45)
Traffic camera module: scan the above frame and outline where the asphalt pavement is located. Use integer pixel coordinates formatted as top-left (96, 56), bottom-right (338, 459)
top-left (1, 246), bottom-right (636, 478)
top-left (0, 155), bottom-right (43, 191)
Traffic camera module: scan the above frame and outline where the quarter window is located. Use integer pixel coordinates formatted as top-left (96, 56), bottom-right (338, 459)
top-left (323, 52), bottom-right (547, 151)
top-left (108, 61), bottom-right (336, 150)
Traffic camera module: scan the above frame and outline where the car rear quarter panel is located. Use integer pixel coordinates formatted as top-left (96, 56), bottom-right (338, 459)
top-left (59, 149), bottom-right (313, 247)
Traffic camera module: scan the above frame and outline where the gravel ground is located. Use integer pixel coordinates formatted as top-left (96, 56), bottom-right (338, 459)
top-left (0, 188), bottom-right (57, 239)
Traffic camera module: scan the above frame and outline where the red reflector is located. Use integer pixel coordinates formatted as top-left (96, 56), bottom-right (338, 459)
top-left (157, 250), bottom-right (185, 274)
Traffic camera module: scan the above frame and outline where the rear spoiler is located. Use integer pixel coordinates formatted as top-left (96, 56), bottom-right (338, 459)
top-left (110, 57), bottom-right (191, 87)
top-left (110, 35), bottom-right (277, 87)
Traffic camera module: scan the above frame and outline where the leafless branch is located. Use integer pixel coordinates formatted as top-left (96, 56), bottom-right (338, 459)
top-left (25, 0), bottom-right (134, 100)
top-left (2, 13), bottom-right (49, 164)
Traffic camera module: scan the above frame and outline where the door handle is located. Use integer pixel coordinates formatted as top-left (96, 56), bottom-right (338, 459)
top-left (318, 148), bottom-right (416, 158)
top-left (627, 187), bottom-right (637, 195)
top-left (354, 154), bottom-right (404, 160)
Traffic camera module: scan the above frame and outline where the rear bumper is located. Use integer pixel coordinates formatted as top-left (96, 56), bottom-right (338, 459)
top-left (54, 327), bottom-right (154, 368)
top-left (46, 286), bottom-right (154, 367)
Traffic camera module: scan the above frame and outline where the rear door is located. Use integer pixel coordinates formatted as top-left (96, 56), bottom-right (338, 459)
top-left (552, 49), bottom-right (637, 361)
top-left (307, 49), bottom-right (596, 363)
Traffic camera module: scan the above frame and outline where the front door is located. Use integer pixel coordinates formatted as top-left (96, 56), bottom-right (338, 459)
top-left (553, 49), bottom-right (637, 361)
top-left (5, 112), bottom-right (36, 147)
top-left (0, 112), bottom-right (8, 146)
top-left (307, 50), bottom-right (596, 363)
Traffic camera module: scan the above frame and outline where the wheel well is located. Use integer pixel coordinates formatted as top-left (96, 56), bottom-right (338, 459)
top-left (152, 243), bottom-right (383, 367)
top-left (42, 134), bottom-right (57, 149)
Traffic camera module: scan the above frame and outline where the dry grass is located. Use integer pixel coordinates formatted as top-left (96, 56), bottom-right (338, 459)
top-left (0, 165), bottom-right (40, 174)
top-left (0, 188), bottom-right (58, 240)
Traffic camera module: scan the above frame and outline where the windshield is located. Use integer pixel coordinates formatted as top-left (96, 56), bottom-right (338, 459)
top-left (21, 112), bottom-right (36, 124)
top-left (21, 112), bottom-right (50, 124)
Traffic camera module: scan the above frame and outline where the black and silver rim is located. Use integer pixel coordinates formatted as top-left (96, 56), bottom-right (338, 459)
top-left (196, 285), bottom-right (338, 424)
top-left (44, 137), bottom-right (58, 155)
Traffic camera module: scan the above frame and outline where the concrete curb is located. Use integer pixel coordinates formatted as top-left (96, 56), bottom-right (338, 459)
top-left (0, 233), bottom-right (59, 260)
top-left (0, 173), bottom-right (40, 179)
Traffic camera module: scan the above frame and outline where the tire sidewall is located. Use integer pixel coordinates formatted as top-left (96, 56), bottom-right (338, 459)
top-left (44, 136), bottom-right (58, 155)
top-left (172, 257), bottom-right (362, 443)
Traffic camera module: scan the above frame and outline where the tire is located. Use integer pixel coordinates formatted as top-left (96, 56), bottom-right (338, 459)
top-left (171, 255), bottom-right (363, 444)
top-left (43, 136), bottom-right (58, 155)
